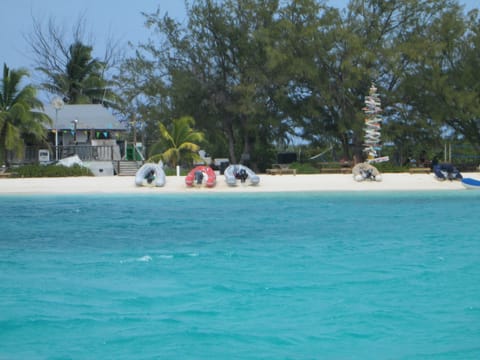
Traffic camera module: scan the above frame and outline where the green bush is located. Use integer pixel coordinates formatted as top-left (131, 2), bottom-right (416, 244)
top-left (164, 167), bottom-right (189, 176)
top-left (288, 162), bottom-right (319, 174)
top-left (11, 164), bottom-right (94, 178)
top-left (373, 163), bottom-right (411, 173)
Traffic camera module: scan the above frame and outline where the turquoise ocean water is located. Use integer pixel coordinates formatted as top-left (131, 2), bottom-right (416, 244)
top-left (1, 191), bottom-right (480, 359)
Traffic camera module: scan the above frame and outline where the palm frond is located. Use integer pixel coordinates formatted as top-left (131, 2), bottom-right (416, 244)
top-left (148, 116), bottom-right (204, 167)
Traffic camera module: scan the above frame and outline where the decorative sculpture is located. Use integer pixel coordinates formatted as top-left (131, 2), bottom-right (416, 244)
top-left (362, 83), bottom-right (383, 161)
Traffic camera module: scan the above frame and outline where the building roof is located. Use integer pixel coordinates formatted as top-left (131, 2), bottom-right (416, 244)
top-left (41, 104), bottom-right (126, 131)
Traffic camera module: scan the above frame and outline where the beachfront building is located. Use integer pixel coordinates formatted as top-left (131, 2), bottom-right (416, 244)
top-left (8, 104), bottom-right (141, 175)
top-left (42, 104), bottom-right (127, 162)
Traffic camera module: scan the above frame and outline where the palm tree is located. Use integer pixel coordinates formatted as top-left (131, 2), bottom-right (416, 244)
top-left (0, 64), bottom-right (51, 166)
top-left (38, 42), bottom-right (118, 107)
top-left (148, 116), bottom-right (205, 167)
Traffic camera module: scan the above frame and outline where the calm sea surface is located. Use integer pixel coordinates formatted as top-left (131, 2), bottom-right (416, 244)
top-left (1, 191), bottom-right (479, 359)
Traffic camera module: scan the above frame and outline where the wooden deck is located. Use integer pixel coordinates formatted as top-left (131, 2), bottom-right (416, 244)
top-left (409, 167), bottom-right (430, 174)
top-left (318, 162), bottom-right (352, 174)
top-left (320, 167), bottom-right (352, 174)
top-left (266, 168), bottom-right (297, 175)
top-left (266, 164), bottom-right (296, 175)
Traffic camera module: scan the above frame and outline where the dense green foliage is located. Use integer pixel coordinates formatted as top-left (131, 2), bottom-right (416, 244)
top-left (373, 163), bottom-right (412, 173)
top-left (164, 167), bottom-right (189, 176)
top-left (10, 164), bottom-right (94, 177)
top-left (288, 162), bottom-right (320, 174)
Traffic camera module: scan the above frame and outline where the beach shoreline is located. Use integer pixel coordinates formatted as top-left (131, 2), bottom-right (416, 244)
top-left (0, 172), bottom-right (477, 195)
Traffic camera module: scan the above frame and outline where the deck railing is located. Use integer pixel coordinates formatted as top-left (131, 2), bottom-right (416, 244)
top-left (7, 145), bottom-right (123, 165)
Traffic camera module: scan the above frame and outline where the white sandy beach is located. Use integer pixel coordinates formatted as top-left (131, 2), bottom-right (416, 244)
top-left (0, 172), bottom-right (477, 195)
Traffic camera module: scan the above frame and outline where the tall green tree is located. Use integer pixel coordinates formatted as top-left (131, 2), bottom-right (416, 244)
top-left (265, 0), bottom-right (339, 151)
top-left (115, 45), bottom-right (171, 150)
top-left (148, 116), bottom-right (205, 167)
top-left (0, 64), bottom-right (51, 166)
top-left (38, 41), bottom-right (118, 107)
top-left (405, 6), bottom-right (480, 154)
top-left (130, 0), bottom-right (285, 169)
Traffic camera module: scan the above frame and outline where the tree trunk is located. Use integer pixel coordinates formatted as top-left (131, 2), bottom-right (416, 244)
top-left (240, 115), bottom-right (252, 166)
top-left (225, 119), bottom-right (237, 164)
top-left (0, 131), bottom-right (7, 167)
top-left (341, 134), bottom-right (350, 161)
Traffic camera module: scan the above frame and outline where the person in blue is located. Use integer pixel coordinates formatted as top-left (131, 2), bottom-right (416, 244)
top-left (235, 168), bottom-right (248, 183)
top-left (145, 169), bottom-right (155, 184)
top-left (194, 170), bottom-right (204, 185)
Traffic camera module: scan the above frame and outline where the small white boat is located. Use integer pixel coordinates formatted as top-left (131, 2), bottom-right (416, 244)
top-left (224, 164), bottom-right (260, 186)
top-left (461, 178), bottom-right (480, 189)
top-left (135, 163), bottom-right (166, 187)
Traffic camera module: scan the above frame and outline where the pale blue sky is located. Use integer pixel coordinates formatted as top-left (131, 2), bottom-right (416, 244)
top-left (1, 0), bottom-right (479, 76)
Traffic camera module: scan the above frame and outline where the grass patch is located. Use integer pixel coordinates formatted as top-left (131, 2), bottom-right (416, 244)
top-left (288, 162), bottom-right (319, 174)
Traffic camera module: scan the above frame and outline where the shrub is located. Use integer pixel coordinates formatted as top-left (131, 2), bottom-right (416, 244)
top-left (164, 167), bottom-right (188, 176)
top-left (288, 162), bottom-right (319, 174)
top-left (10, 164), bottom-right (94, 178)
top-left (373, 163), bottom-right (410, 173)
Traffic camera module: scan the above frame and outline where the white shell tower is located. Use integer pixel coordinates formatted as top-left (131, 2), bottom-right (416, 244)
top-left (362, 83), bottom-right (382, 161)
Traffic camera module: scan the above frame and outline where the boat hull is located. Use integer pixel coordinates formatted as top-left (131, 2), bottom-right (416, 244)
top-left (224, 164), bottom-right (260, 186)
top-left (461, 177), bottom-right (480, 189)
top-left (135, 163), bottom-right (166, 187)
top-left (185, 166), bottom-right (216, 187)
top-left (433, 163), bottom-right (463, 181)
